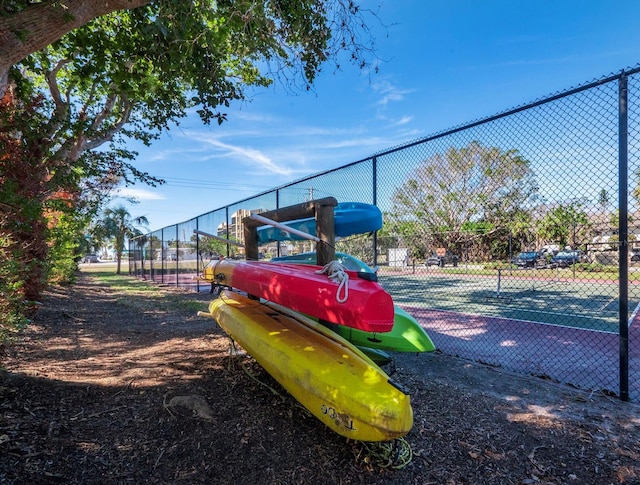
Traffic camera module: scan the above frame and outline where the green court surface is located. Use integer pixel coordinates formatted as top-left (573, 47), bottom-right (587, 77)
top-left (379, 267), bottom-right (640, 333)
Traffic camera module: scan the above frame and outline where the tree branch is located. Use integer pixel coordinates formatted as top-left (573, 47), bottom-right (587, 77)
top-left (44, 58), bottom-right (72, 139)
top-left (0, 1), bottom-right (151, 74)
top-left (91, 90), bottom-right (119, 131)
top-left (84, 95), bottom-right (132, 151)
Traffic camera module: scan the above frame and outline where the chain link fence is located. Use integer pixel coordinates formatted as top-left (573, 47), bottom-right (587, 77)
top-left (130, 67), bottom-right (640, 401)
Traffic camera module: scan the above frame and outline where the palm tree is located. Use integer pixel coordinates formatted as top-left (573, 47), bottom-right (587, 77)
top-left (97, 205), bottom-right (149, 274)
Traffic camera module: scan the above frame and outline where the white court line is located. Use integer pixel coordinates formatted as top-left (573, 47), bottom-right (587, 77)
top-left (598, 296), bottom-right (618, 313)
top-left (410, 304), bottom-right (618, 335)
top-left (627, 300), bottom-right (640, 326)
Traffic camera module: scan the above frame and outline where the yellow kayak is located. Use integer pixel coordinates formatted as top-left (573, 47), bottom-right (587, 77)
top-left (199, 290), bottom-right (413, 442)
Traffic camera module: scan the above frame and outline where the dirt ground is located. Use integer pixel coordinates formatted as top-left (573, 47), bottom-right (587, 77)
top-left (1, 271), bottom-right (640, 485)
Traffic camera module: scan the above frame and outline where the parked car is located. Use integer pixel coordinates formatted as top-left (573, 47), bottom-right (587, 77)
top-left (425, 255), bottom-right (440, 266)
top-left (550, 250), bottom-right (588, 268)
top-left (425, 253), bottom-right (458, 267)
top-left (83, 254), bottom-right (99, 263)
top-left (539, 246), bottom-right (559, 258)
top-left (512, 251), bottom-right (543, 268)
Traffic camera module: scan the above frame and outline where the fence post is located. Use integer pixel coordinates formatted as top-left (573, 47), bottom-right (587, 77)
top-left (225, 206), bottom-right (230, 258)
top-left (619, 72), bottom-right (630, 402)
top-left (373, 156), bottom-right (378, 268)
top-left (175, 225), bottom-right (179, 287)
top-left (276, 189), bottom-right (281, 258)
top-left (161, 228), bottom-right (164, 284)
top-left (149, 235), bottom-right (154, 281)
top-left (196, 218), bottom-right (200, 293)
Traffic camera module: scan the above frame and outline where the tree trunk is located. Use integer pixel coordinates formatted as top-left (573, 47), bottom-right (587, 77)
top-left (115, 235), bottom-right (125, 275)
top-left (0, 0), bottom-right (150, 96)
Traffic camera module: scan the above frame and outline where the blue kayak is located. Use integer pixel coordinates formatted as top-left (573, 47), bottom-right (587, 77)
top-left (256, 202), bottom-right (382, 245)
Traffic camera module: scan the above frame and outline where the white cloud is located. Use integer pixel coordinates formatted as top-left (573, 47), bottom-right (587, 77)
top-left (172, 110), bottom-right (416, 178)
top-left (372, 80), bottom-right (413, 106)
top-left (137, 144), bottom-right (210, 163)
top-left (395, 116), bottom-right (413, 126)
top-left (115, 188), bottom-right (165, 201)
top-left (232, 110), bottom-right (279, 123)
top-left (200, 138), bottom-right (294, 176)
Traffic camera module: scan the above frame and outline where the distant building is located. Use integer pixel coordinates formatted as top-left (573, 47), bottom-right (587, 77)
top-left (217, 208), bottom-right (268, 255)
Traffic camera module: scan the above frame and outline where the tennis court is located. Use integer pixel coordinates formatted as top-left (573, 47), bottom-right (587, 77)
top-left (378, 266), bottom-right (640, 400)
top-left (379, 267), bottom-right (639, 333)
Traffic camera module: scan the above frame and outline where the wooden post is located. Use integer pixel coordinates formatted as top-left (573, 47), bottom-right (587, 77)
top-left (243, 223), bottom-right (260, 300)
top-left (244, 224), bottom-right (259, 261)
top-left (315, 202), bottom-right (335, 266)
top-left (313, 199), bottom-right (337, 332)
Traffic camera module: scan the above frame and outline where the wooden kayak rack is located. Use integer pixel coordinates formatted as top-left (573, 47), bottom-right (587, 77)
top-left (242, 197), bottom-right (338, 265)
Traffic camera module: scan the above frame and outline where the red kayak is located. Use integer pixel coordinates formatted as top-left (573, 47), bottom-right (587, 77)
top-left (203, 259), bottom-right (394, 333)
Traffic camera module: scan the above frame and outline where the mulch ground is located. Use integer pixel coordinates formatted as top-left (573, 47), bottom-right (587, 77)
top-left (1, 271), bottom-right (640, 484)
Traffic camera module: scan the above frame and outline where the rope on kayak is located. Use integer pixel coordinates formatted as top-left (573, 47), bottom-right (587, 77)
top-left (315, 260), bottom-right (349, 303)
top-left (358, 437), bottom-right (413, 470)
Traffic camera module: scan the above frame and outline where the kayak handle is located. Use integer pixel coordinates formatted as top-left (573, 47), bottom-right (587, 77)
top-left (356, 271), bottom-right (377, 282)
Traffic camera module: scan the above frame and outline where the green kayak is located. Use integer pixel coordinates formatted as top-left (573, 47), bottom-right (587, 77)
top-left (333, 305), bottom-right (435, 353)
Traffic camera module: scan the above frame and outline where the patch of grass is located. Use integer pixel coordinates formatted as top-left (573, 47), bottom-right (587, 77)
top-left (79, 262), bottom-right (120, 274)
top-left (80, 264), bottom-right (208, 314)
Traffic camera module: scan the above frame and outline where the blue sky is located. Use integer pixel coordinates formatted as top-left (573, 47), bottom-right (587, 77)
top-left (114, 0), bottom-right (640, 231)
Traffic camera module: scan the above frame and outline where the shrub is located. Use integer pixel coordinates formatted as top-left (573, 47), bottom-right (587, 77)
top-left (0, 235), bottom-right (30, 349)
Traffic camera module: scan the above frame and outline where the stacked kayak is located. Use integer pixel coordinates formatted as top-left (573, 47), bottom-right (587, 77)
top-left (199, 291), bottom-right (412, 441)
top-left (202, 259), bottom-right (395, 333)
top-left (197, 201), bottom-right (433, 442)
